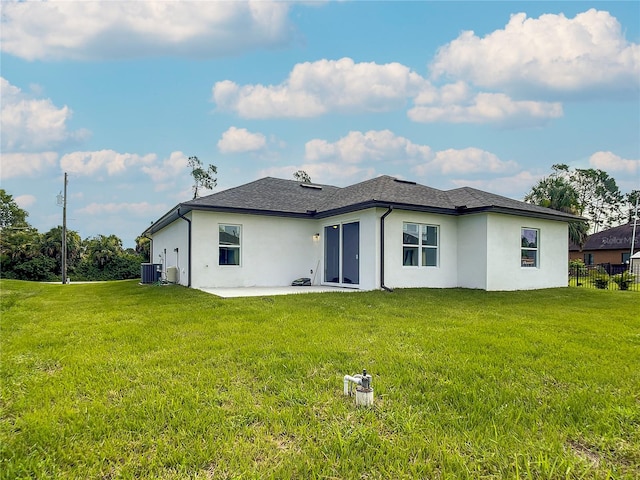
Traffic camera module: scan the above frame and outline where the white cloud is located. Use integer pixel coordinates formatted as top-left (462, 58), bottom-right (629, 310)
top-left (414, 147), bottom-right (519, 176)
top-left (589, 151), bottom-right (639, 174)
top-left (431, 9), bottom-right (640, 95)
top-left (213, 57), bottom-right (426, 118)
top-left (0, 152), bottom-right (58, 180)
top-left (14, 194), bottom-right (37, 210)
top-left (60, 150), bottom-right (156, 176)
top-left (451, 171), bottom-right (542, 198)
top-left (1, 1), bottom-right (293, 61)
top-left (409, 92), bottom-right (562, 125)
top-left (76, 201), bottom-right (167, 217)
top-left (0, 77), bottom-right (89, 152)
top-left (141, 151), bottom-right (189, 184)
top-left (217, 127), bottom-right (267, 153)
top-left (213, 58), bottom-right (564, 125)
top-left (305, 130), bottom-right (431, 164)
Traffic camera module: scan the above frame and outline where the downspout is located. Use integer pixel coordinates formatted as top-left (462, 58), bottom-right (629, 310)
top-left (380, 206), bottom-right (393, 292)
top-left (177, 208), bottom-right (192, 287)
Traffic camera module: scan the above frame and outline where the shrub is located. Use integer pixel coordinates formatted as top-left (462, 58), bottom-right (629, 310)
top-left (569, 259), bottom-right (587, 277)
top-left (612, 271), bottom-right (635, 291)
top-left (590, 266), bottom-right (610, 289)
top-left (11, 256), bottom-right (58, 282)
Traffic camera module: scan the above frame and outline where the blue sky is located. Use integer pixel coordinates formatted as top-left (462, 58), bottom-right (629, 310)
top-left (1, 1), bottom-right (639, 247)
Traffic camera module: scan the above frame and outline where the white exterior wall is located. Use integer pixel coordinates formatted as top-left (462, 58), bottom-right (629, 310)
top-left (457, 214), bottom-right (488, 290)
top-left (150, 213), bottom-right (191, 286)
top-left (149, 207), bottom-right (570, 291)
top-left (485, 213), bottom-right (569, 291)
top-left (190, 211), bottom-right (321, 288)
top-left (383, 209), bottom-right (458, 289)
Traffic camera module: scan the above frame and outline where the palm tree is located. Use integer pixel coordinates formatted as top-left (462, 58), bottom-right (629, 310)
top-left (85, 234), bottom-right (123, 268)
top-left (40, 227), bottom-right (83, 275)
top-left (525, 176), bottom-right (589, 247)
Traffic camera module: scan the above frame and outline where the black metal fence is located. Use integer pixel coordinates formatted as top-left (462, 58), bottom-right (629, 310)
top-left (569, 263), bottom-right (639, 291)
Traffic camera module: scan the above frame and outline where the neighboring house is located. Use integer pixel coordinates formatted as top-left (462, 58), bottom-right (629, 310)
top-left (142, 176), bottom-right (581, 292)
top-left (569, 222), bottom-right (640, 267)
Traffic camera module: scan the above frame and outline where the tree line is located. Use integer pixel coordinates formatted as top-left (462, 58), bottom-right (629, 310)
top-left (0, 157), bottom-right (218, 283)
top-left (524, 164), bottom-right (638, 247)
top-left (1, 189), bottom-right (150, 282)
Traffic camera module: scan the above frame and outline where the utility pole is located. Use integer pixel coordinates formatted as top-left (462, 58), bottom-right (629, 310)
top-left (630, 194), bottom-right (638, 274)
top-left (61, 173), bottom-right (68, 284)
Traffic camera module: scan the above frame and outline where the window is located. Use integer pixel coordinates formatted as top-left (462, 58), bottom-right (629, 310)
top-left (521, 228), bottom-right (539, 268)
top-left (622, 252), bottom-right (630, 264)
top-left (584, 253), bottom-right (594, 265)
top-left (403, 223), bottom-right (438, 267)
top-left (219, 224), bottom-right (241, 265)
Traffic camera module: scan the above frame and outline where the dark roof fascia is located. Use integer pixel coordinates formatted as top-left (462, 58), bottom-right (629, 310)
top-left (185, 204), bottom-right (317, 219)
top-left (144, 203), bottom-right (316, 236)
top-left (142, 204), bottom-right (183, 236)
top-left (460, 205), bottom-right (582, 222)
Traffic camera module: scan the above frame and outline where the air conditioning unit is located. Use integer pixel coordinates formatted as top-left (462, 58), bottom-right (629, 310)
top-left (166, 266), bottom-right (179, 283)
top-left (140, 263), bottom-right (162, 284)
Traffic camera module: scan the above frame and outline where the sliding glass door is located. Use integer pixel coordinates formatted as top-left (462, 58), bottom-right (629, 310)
top-left (324, 222), bottom-right (359, 285)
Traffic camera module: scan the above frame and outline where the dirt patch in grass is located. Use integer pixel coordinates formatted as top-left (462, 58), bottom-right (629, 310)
top-left (568, 439), bottom-right (601, 468)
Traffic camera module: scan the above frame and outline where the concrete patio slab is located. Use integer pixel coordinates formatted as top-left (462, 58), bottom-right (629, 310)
top-left (197, 285), bottom-right (363, 298)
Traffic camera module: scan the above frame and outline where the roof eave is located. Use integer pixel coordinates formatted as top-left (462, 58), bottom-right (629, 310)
top-left (143, 204), bottom-right (315, 236)
top-left (143, 198), bottom-right (583, 237)
top-left (142, 204), bottom-right (185, 237)
top-left (463, 206), bottom-right (584, 222)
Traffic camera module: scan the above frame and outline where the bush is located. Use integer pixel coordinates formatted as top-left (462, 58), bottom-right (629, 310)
top-left (612, 271), bottom-right (635, 291)
top-left (11, 256), bottom-right (58, 282)
top-left (590, 266), bottom-right (610, 289)
top-left (72, 252), bottom-right (144, 281)
top-left (569, 259), bottom-right (587, 277)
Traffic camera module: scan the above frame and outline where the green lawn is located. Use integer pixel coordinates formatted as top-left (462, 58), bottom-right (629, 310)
top-left (1, 280), bottom-right (639, 479)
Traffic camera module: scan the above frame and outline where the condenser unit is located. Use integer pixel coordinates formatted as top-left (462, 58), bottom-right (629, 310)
top-left (166, 266), bottom-right (179, 283)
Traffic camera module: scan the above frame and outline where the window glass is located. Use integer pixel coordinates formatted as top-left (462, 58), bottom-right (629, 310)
top-left (521, 228), bottom-right (538, 248)
top-left (403, 223), bottom-right (419, 245)
top-left (422, 225), bottom-right (437, 246)
top-left (403, 247), bottom-right (419, 266)
top-left (219, 225), bottom-right (240, 245)
top-left (521, 228), bottom-right (539, 267)
top-left (219, 247), bottom-right (239, 266)
top-left (403, 223), bottom-right (438, 267)
top-left (219, 224), bottom-right (240, 266)
top-left (422, 247), bottom-right (437, 267)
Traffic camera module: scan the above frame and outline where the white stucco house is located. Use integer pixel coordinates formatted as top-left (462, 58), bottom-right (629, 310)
top-left (142, 175), bottom-right (580, 291)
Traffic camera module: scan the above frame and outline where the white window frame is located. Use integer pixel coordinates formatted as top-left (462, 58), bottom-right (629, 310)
top-left (219, 224), bottom-right (241, 266)
top-left (521, 227), bottom-right (539, 268)
top-left (402, 223), bottom-right (439, 268)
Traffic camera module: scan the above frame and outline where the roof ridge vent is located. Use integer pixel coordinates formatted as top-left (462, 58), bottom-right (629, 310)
top-left (300, 183), bottom-right (322, 190)
top-left (393, 178), bottom-right (416, 185)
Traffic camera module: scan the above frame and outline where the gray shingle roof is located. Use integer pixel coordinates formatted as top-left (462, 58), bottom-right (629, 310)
top-left (143, 175), bottom-right (582, 235)
top-left (570, 222), bottom-right (640, 251)
top-left (184, 177), bottom-right (339, 214)
top-left (316, 176), bottom-right (453, 213)
top-left (446, 186), bottom-right (579, 218)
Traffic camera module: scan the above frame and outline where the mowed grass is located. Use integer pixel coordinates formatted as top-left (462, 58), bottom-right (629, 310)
top-left (1, 280), bottom-right (639, 479)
